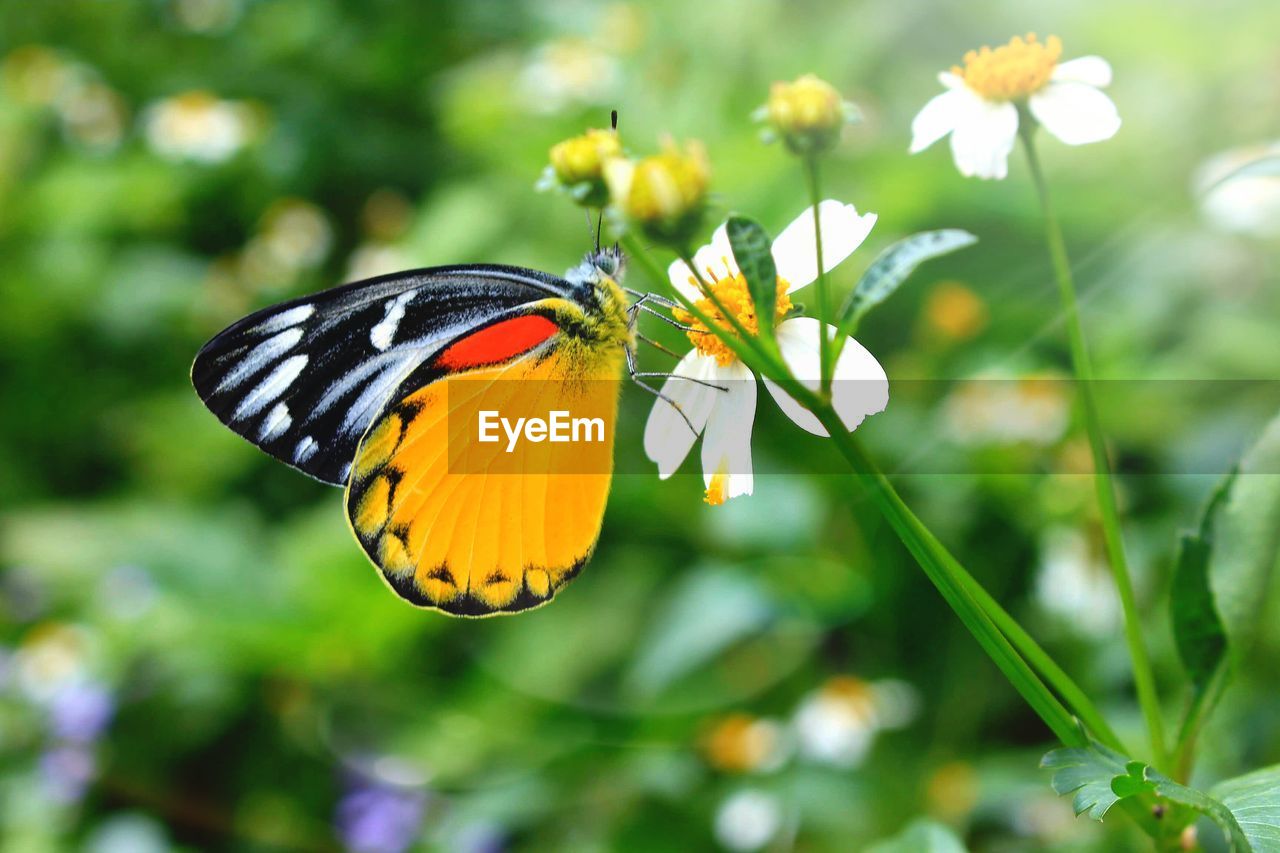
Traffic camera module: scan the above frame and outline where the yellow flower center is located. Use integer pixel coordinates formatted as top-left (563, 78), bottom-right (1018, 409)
top-left (674, 268), bottom-right (793, 367)
top-left (953, 33), bottom-right (1062, 102)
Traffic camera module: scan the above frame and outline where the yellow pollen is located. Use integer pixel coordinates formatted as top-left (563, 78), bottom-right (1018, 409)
top-left (674, 270), bottom-right (792, 367)
top-left (953, 33), bottom-right (1062, 101)
top-left (704, 470), bottom-right (728, 506)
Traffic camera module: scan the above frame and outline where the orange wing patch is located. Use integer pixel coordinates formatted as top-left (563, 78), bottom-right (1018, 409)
top-left (345, 343), bottom-right (621, 616)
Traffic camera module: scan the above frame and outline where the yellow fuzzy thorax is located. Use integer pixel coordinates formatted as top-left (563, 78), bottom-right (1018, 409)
top-left (953, 33), bottom-right (1062, 102)
top-left (543, 275), bottom-right (632, 380)
top-left (674, 269), bottom-right (792, 367)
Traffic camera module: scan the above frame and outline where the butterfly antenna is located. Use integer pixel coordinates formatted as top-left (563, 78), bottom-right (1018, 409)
top-left (593, 110), bottom-right (618, 255)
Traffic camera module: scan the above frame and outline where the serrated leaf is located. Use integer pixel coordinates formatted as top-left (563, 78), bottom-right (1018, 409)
top-left (726, 216), bottom-right (778, 340)
top-left (836, 229), bottom-right (976, 336)
top-left (866, 819), bottom-right (968, 853)
top-left (1171, 472), bottom-right (1234, 688)
top-left (1119, 765), bottom-right (1251, 852)
top-left (1041, 740), bottom-right (1131, 819)
top-left (1212, 764), bottom-right (1280, 852)
top-left (1043, 741), bottom-right (1253, 851)
top-left (1210, 414), bottom-right (1280, 660)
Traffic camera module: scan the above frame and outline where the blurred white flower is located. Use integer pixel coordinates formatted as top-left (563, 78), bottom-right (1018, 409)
top-left (713, 789), bottom-right (783, 852)
top-left (516, 38), bottom-right (620, 114)
top-left (791, 676), bottom-right (919, 769)
top-left (143, 90), bottom-right (255, 163)
top-left (943, 374), bottom-right (1069, 447)
top-left (85, 814), bottom-right (172, 853)
top-left (701, 714), bottom-right (790, 774)
top-left (1195, 142), bottom-right (1280, 238)
top-left (644, 202), bottom-right (888, 505)
top-left (1034, 527), bottom-right (1121, 637)
top-left (170, 0), bottom-right (242, 33)
top-left (241, 198), bottom-right (333, 286)
top-left (911, 34), bottom-right (1120, 180)
top-left (347, 244), bottom-right (411, 282)
top-left (56, 79), bottom-right (126, 152)
top-left (1, 45), bottom-right (78, 105)
top-left (1, 48), bottom-right (126, 152)
top-left (13, 623), bottom-right (94, 703)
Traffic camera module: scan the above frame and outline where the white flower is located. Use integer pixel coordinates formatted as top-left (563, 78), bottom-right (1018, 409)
top-left (910, 34), bottom-right (1120, 180)
top-left (1195, 142), bottom-right (1280, 238)
top-left (643, 202), bottom-right (889, 505)
top-left (1034, 528), bottom-right (1122, 637)
top-left (713, 789), bottom-right (784, 852)
top-left (143, 90), bottom-right (255, 164)
top-left (943, 373), bottom-right (1070, 447)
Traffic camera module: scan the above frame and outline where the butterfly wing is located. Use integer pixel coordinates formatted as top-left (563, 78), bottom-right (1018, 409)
top-left (191, 265), bottom-right (574, 485)
top-left (345, 313), bottom-right (624, 616)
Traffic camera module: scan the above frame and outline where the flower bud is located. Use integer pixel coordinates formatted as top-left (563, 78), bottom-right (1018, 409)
top-left (758, 74), bottom-right (856, 155)
top-left (539, 128), bottom-right (622, 207)
top-left (605, 139), bottom-right (709, 246)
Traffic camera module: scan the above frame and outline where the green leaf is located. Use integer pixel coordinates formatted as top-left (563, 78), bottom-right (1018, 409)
top-left (1209, 414), bottom-right (1280, 659)
top-left (866, 819), bottom-right (968, 853)
top-left (1171, 472), bottom-right (1234, 689)
top-left (1212, 764), bottom-right (1280, 852)
top-left (836, 229), bottom-right (977, 336)
top-left (1043, 741), bottom-right (1253, 851)
top-left (1113, 764), bottom-right (1251, 852)
top-left (1041, 739), bottom-right (1133, 819)
top-left (726, 215), bottom-right (778, 340)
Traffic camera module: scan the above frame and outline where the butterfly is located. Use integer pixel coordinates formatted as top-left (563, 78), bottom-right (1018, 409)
top-left (193, 247), bottom-right (693, 616)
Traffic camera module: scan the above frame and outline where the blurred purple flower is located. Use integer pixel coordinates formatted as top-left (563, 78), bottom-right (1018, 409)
top-left (336, 780), bottom-right (427, 853)
top-left (39, 744), bottom-right (96, 804)
top-left (50, 681), bottom-right (114, 743)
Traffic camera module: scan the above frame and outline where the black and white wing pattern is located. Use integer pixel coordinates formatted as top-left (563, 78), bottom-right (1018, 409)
top-left (191, 264), bottom-right (572, 486)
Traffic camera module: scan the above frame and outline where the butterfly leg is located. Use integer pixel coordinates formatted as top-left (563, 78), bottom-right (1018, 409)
top-left (635, 332), bottom-right (682, 360)
top-left (624, 344), bottom-right (705, 436)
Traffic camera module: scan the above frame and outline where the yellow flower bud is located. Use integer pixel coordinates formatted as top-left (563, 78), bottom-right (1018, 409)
top-left (605, 139), bottom-right (709, 245)
top-left (541, 128), bottom-right (622, 207)
top-left (760, 74), bottom-right (854, 155)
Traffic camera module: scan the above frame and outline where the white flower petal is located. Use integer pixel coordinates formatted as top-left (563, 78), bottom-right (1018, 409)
top-left (910, 89), bottom-right (967, 154)
top-left (694, 222), bottom-right (738, 282)
top-left (701, 359), bottom-right (756, 500)
top-left (669, 223), bottom-right (738, 303)
top-left (938, 71), bottom-right (964, 90)
top-left (948, 96), bottom-right (1018, 180)
top-left (764, 317), bottom-right (888, 437)
top-left (1052, 56), bottom-right (1112, 88)
top-left (643, 350), bottom-right (719, 477)
top-left (666, 257), bottom-right (704, 303)
top-left (1029, 82), bottom-right (1121, 146)
top-left (771, 201), bottom-right (877, 290)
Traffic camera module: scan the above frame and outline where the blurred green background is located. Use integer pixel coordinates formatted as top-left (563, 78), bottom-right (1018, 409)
top-left (2, 0), bottom-right (1279, 850)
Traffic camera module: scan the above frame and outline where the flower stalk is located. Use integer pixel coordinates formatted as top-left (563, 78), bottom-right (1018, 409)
top-left (802, 156), bottom-right (834, 398)
top-left (1018, 120), bottom-right (1167, 770)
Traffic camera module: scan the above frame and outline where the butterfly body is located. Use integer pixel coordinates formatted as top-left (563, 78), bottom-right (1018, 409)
top-left (193, 248), bottom-right (632, 615)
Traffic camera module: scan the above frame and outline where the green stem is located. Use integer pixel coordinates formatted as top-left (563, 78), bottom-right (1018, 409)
top-left (802, 156), bottom-right (833, 398)
top-left (959, 568), bottom-right (1127, 753)
top-left (1019, 125), bottom-right (1167, 770)
top-left (820, 423), bottom-right (1082, 746)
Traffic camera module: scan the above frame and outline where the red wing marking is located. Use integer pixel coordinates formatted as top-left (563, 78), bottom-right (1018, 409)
top-left (435, 314), bottom-right (559, 371)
